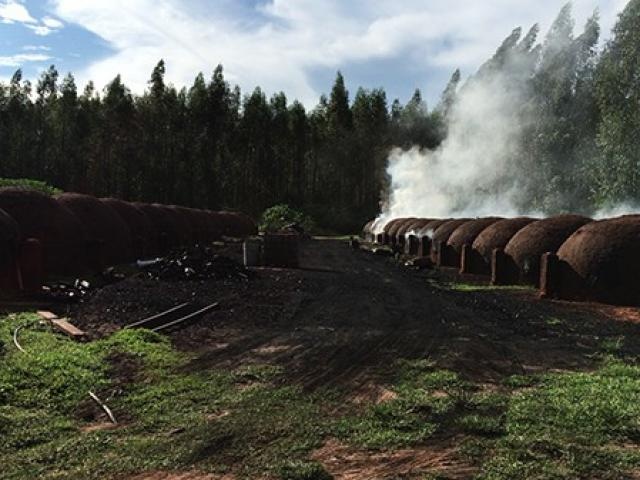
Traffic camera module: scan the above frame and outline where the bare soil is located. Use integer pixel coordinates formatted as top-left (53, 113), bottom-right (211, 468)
top-left (68, 238), bottom-right (640, 478)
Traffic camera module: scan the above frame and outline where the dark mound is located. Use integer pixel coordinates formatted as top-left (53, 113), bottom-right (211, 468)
top-left (100, 198), bottom-right (158, 258)
top-left (555, 216), bottom-right (640, 305)
top-left (0, 188), bottom-right (86, 275)
top-left (503, 214), bottom-right (592, 286)
top-left (56, 193), bottom-right (134, 268)
top-left (0, 208), bottom-right (20, 270)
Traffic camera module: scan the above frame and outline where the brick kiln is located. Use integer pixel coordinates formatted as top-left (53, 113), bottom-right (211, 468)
top-left (447, 217), bottom-right (502, 272)
top-left (496, 215), bottom-right (592, 286)
top-left (100, 198), bottom-right (159, 258)
top-left (468, 217), bottom-right (536, 275)
top-left (134, 203), bottom-right (185, 252)
top-left (0, 188), bottom-right (86, 275)
top-left (382, 218), bottom-right (409, 245)
top-left (403, 219), bottom-right (435, 255)
top-left (393, 218), bottom-right (420, 248)
top-left (430, 219), bottom-right (472, 266)
top-left (541, 215), bottom-right (640, 306)
top-left (56, 193), bottom-right (134, 269)
top-left (416, 220), bottom-right (450, 258)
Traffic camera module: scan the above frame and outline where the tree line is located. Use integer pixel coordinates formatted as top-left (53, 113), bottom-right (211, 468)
top-left (1, 0), bottom-right (639, 231)
top-left (0, 60), bottom-right (442, 232)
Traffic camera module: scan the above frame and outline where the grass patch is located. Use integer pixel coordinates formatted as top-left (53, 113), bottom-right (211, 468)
top-left (448, 283), bottom-right (535, 293)
top-left (337, 359), bottom-right (506, 449)
top-left (480, 359), bottom-right (640, 479)
top-left (0, 313), bottom-right (334, 479)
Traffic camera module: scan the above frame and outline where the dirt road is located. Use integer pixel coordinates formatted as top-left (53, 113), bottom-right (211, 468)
top-left (165, 238), bottom-right (640, 391)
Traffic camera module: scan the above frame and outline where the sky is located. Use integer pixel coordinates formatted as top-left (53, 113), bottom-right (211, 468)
top-left (0, 0), bottom-right (630, 108)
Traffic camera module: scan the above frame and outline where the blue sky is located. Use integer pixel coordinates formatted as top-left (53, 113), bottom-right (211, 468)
top-left (0, 0), bottom-right (630, 108)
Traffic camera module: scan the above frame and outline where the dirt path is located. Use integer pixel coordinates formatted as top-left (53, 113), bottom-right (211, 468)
top-left (179, 238), bottom-right (640, 391)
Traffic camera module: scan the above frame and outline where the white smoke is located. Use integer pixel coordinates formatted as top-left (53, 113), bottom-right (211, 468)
top-left (374, 61), bottom-right (538, 234)
top-left (594, 203), bottom-right (640, 220)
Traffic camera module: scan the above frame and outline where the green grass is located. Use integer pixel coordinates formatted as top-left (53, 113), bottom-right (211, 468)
top-left (0, 313), bottom-right (334, 479)
top-left (4, 312), bottom-right (640, 479)
top-left (448, 283), bottom-right (535, 293)
top-left (336, 359), bottom-right (506, 449)
top-left (480, 359), bottom-right (640, 479)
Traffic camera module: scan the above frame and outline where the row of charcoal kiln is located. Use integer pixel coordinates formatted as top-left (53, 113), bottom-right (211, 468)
top-left (0, 188), bottom-right (257, 291)
top-left (362, 215), bottom-right (640, 306)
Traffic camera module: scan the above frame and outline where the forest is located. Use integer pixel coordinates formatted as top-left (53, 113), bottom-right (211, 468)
top-left (0, 1), bottom-right (639, 232)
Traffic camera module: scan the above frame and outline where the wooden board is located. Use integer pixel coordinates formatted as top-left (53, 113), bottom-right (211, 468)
top-left (50, 318), bottom-right (87, 339)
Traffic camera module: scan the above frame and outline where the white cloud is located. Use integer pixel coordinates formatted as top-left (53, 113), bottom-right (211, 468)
top-left (0, 52), bottom-right (51, 67)
top-left (51, 0), bottom-right (628, 106)
top-left (0, 0), bottom-right (35, 24)
top-left (42, 16), bottom-right (64, 28)
top-left (22, 45), bottom-right (52, 51)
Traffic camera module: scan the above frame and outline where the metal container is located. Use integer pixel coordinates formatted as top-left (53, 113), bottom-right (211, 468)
top-left (243, 236), bottom-right (263, 267)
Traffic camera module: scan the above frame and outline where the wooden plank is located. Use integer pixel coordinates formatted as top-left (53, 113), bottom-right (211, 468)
top-left (51, 318), bottom-right (87, 339)
top-left (37, 310), bottom-right (59, 321)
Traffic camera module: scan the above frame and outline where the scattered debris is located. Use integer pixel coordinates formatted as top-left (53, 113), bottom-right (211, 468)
top-left (38, 310), bottom-right (87, 340)
top-left (125, 301), bottom-right (219, 332)
top-left (12, 325), bottom-right (26, 353)
top-left (141, 246), bottom-right (251, 281)
top-left (40, 279), bottom-right (93, 303)
top-left (88, 390), bottom-right (117, 424)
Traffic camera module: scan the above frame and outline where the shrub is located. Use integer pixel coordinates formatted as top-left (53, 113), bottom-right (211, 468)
top-left (0, 178), bottom-right (62, 196)
top-left (260, 204), bottom-right (315, 233)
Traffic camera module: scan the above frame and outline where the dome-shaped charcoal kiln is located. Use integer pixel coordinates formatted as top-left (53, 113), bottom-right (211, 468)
top-left (403, 219), bottom-right (435, 255)
top-left (56, 193), bottom-right (134, 269)
top-left (100, 198), bottom-right (158, 258)
top-left (447, 217), bottom-right (503, 272)
top-left (550, 216), bottom-right (640, 305)
top-left (468, 217), bottom-right (536, 275)
top-left (415, 219), bottom-right (450, 258)
top-left (0, 208), bottom-right (20, 271)
top-left (501, 214), bottom-right (592, 286)
top-left (0, 188), bottom-right (86, 275)
top-left (392, 218), bottom-right (419, 247)
top-left (430, 219), bottom-right (472, 266)
top-left (134, 203), bottom-right (183, 253)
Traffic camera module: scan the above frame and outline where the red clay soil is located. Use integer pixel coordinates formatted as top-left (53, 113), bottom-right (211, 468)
top-left (556, 216), bottom-right (640, 305)
top-left (504, 214), bottom-right (592, 286)
top-left (56, 193), bottom-right (134, 268)
top-left (0, 208), bottom-right (20, 270)
top-left (100, 198), bottom-right (158, 258)
top-left (0, 187), bottom-right (86, 275)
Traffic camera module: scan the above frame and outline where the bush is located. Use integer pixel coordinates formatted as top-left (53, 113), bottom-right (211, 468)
top-left (0, 178), bottom-right (62, 196)
top-left (260, 204), bottom-right (315, 233)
